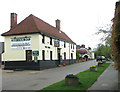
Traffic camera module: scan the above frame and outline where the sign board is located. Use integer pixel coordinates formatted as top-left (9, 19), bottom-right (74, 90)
top-left (32, 51), bottom-right (39, 56)
top-left (11, 37), bottom-right (31, 49)
top-left (54, 41), bottom-right (60, 47)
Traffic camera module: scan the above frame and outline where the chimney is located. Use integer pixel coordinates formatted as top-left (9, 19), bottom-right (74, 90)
top-left (56, 19), bottom-right (60, 31)
top-left (11, 13), bottom-right (17, 29)
top-left (81, 44), bottom-right (85, 48)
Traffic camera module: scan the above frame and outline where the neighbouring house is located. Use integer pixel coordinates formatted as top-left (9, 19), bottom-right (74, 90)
top-left (76, 45), bottom-right (81, 49)
top-left (0, 42), bottom-right (4, 67)
top-left (76, 45), bottom-right (94, 61)
top-left (1, 13), bottom-right (76, 70)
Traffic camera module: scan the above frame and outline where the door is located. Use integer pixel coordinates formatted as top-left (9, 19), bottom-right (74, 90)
top-left (57, 48), bottom-right (61, 65)
top-left (26, 50), bottom-right (32, 62)
top-left (50, 51), bottom-right (52, 60)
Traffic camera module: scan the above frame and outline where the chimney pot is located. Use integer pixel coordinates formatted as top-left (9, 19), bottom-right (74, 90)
top-left (56, 19), bottom-right (60, 31)
top-left (81, 44), bottom-right (85, 48)
top-left (11, 13), bottom-right (17, 29)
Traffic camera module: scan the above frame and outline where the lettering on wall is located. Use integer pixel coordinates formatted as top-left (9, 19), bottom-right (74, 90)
top-left (11, 37), bottom-right (31, 49)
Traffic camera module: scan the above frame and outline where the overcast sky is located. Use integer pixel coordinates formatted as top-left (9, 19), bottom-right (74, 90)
top-left (0, 0), bottom-right (118, 49)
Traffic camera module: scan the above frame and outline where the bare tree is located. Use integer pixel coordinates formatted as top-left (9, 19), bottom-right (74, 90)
top-left (95, 23), bottom-right (112, 45)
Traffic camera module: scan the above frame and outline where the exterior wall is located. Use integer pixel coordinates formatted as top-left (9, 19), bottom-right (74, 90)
top-left (38, 34), bottom-right (76, 61)
top-left (2, 33), bottom-right (76, 70)
top-left (60, 42), bottom-right (76, 60)
top-left (2, 33), bottom-right (76, 62)
top-left (2, 34), bottom-right (40, 61)
top-left (38, 35), bottom-right (57, 60)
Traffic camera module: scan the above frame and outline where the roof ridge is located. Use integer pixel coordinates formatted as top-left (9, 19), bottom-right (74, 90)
top-left (31, 14), bottom-right (60, 32)
top-left (30, 15), bottom-right (40, 32)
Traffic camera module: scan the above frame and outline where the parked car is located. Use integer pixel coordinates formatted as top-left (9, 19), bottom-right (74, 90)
top-left (101, 56), bottom-right (105, 60)
top-left (96, 56), bottom-right (103, 61)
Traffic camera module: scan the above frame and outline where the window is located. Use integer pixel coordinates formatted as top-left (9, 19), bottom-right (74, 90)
top-left (71, 53), bottom-right (73, 59)
top-left (73, 45), bottom-right (74, 49)
top-left (71, 44), bottom-right (72, 49)
top-left (50, 37), bottom-right (52, 45)
top-left (42, 50), bottom-right (45, 60)
top-left (50, 51), bottom-right (52, 60)
top-left (64, 52), bottom-right (66, 60)
top-left (42, 35), bottom-right (45, 43)
top-left (64, 41), bottom-right (66, 48)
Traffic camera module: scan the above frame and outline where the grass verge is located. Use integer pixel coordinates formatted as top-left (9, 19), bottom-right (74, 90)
top-left (37, 63), bottom-right (111, 91)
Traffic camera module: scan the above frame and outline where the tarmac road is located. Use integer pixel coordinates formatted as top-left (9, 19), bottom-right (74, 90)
top-left (2, 60), bottom-right (96, 91)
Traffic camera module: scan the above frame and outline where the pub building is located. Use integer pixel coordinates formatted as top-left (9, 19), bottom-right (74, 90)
top-left (1, 13), bottom-right (76, 70)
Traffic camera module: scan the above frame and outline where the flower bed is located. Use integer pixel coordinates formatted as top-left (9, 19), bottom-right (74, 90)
top-left (65, 74), bottom-right (79, 86)
top-left (90, 66), bottom-right (97, 72)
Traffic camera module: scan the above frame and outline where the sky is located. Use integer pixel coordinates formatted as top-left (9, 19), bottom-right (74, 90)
top-left (0, 0), bottom-right (118, 49)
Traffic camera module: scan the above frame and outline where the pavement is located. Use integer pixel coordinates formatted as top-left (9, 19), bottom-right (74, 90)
top-left (2, 60), bottom-right (96, 91)
top-left (88, 62), bottom-right (119, 92)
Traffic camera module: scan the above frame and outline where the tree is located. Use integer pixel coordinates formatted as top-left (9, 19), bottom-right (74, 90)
top-left (111, 1), bottom-right (120, 71)
top-left (94, 44), bottom-right (111, 58)
top-left (95, 23), bottom-right (112, 45)
top-left (76, 50), bottom-right (79, 60)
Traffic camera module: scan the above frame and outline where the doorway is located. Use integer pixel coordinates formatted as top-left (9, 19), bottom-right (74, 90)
top-left (57, 48), bottom-right (61, 65)
top-left (26, 50), bottom-right (32, 62)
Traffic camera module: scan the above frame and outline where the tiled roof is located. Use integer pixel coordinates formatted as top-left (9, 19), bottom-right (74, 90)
top-left (76, 48), bottom-right (88, 54)
top-left (2, 14), bottom-right (75, 44)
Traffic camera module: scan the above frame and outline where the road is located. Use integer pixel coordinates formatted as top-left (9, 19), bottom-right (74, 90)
top-left (2, 60), bottom-right (96, 91)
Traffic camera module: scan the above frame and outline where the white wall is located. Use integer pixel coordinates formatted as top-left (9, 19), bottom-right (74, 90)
top-left (2, 33), bottom-right (76, 61)
top-left (2, 34), bottom-right (40, 61)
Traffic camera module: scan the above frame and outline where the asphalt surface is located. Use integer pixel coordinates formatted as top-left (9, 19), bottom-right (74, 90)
top-left (88, 62), bottom-right (119, 91)
top-left (2, 60), bottom-right (96, 91)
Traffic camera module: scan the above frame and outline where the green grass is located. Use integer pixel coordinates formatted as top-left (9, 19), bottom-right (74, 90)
top-left (37, 63), bottom-right (111, 91)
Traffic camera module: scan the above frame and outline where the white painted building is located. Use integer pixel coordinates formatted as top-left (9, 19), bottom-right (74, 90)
top-left (1, 13), bottom-right (76, 70)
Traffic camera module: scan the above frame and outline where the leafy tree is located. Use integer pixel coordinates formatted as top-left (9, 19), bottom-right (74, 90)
top-left (76, 50), bottom-right (79, 59)
top-left (95, 21), bottom-right (112, 59)
top-left (111, 1), bottom-right (120, 71)
top-left (94, 44), bottom-right (111, 58)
